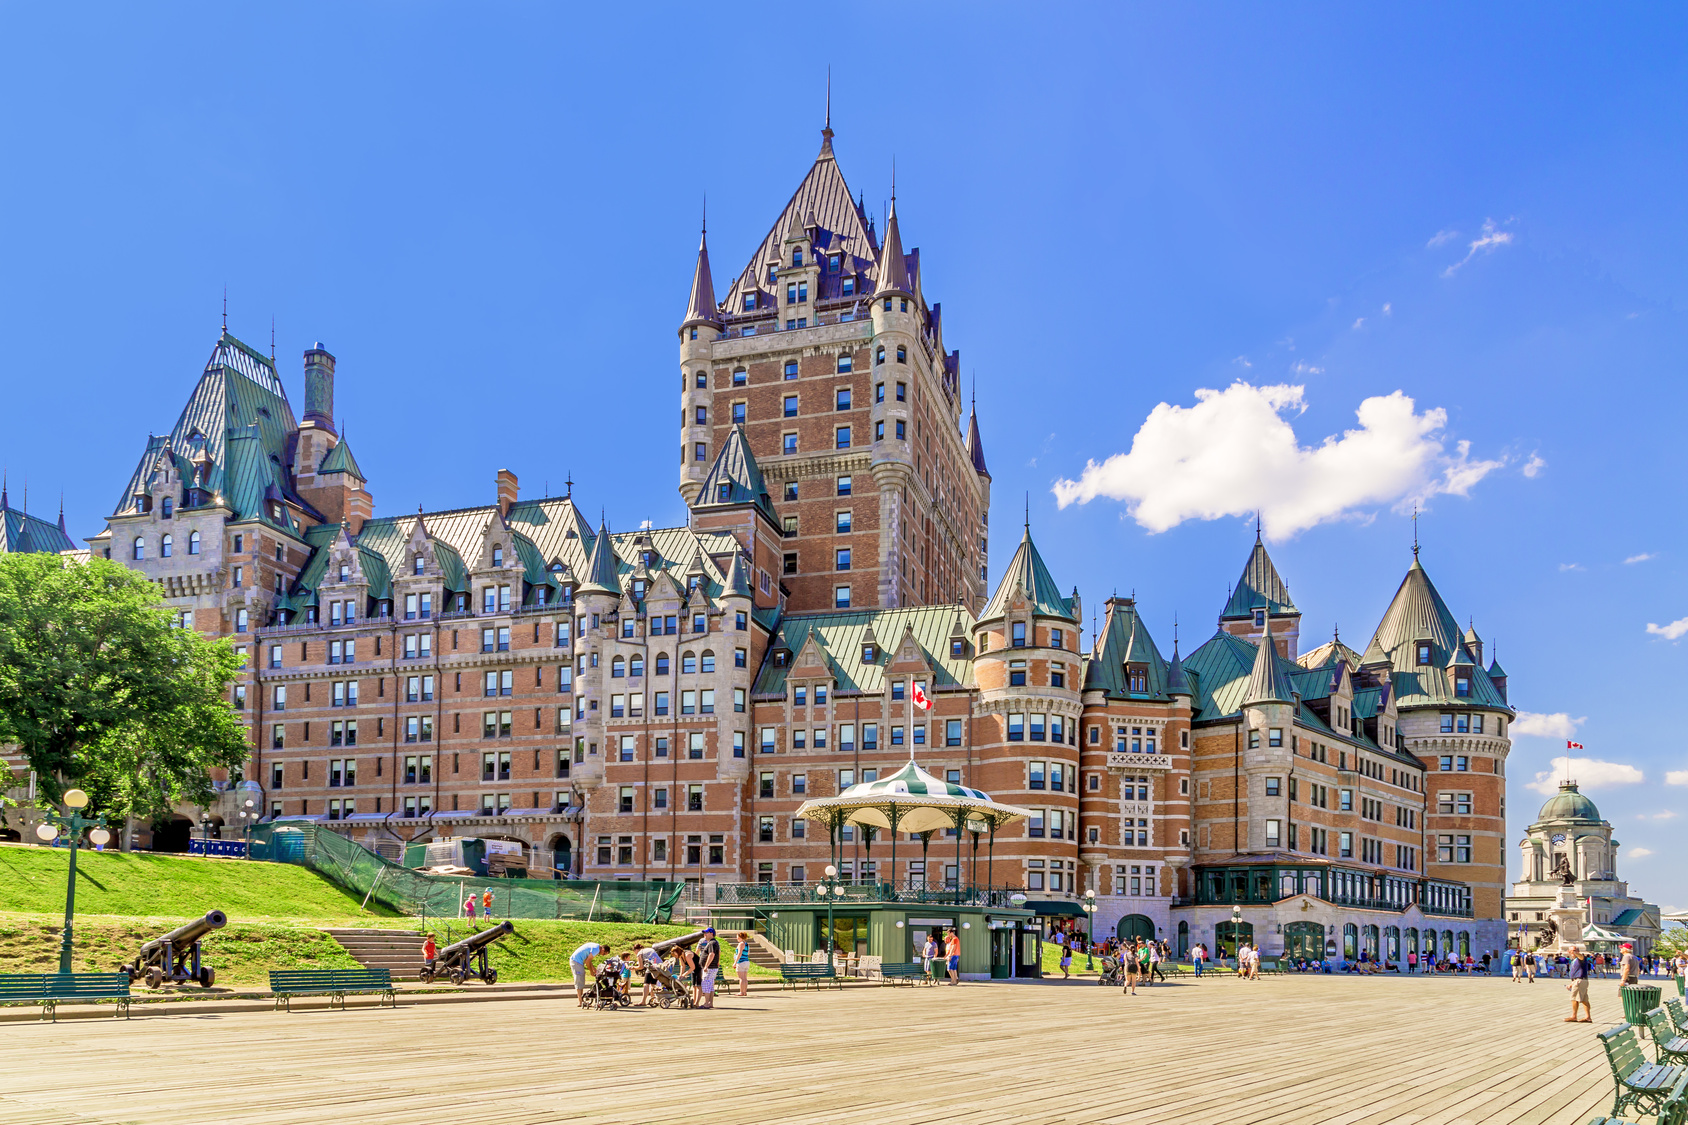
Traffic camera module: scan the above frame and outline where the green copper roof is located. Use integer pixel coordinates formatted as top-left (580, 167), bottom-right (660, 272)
top-left (576, 520), bottom-right (622, 595)
top-left (754, 605), bottom-right (975, 696)
top-left (317, 435), bottom-right (365, 481)
top-left (1220, 535), bottom-right (1296, 620)
top-left (1536, 782), bottom-right (1601, 824)
top-left (1181, 630), bottom-right (1262, 719)
top-left (691, 426), bottom-right (776, 522)
top-left (1364, 557), bottom-right (1509, 711)
top-left (1242, 616), bottom-right (1298, 706)
top-left (980, 526), bottom-right (1075, 623)
top-left (0, 503), bottom-right (75, 554)
top-left (1083, 597), bottom-right (1170, 698)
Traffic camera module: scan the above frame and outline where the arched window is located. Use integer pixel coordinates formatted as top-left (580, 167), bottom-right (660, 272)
top-left (654, 653), bottom-right (670, 676)
top-left (492, 545), bottom-right (503, 567)
top-left (161, 534), bottom-right (173, 558)
top-left (611, 656), bottom-right (625, 678)
top-left (681, 651), bottom-right (697, 675)
top-left (188, 530), bottom-right (201, 555)
top-left (701, 650), bottom-right (715, 674)
top-left (896, 345), bottom-right (906, 364)
top-left (161, 496), bottom-right (173, 518)
top-left (875, 345), bottom-right (885, 366)
top-left (414, 554), bottom-right (424, 575)
top-left (133, 536), bottom-right (145, 560)
top-left (629, 654), bottom-right (644, 677)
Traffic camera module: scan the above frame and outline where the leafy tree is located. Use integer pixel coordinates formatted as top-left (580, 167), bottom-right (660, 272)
top-left (1659, 923), bottom-right (1687, 960)
top-left (0, 552), bottom-right (249, 825)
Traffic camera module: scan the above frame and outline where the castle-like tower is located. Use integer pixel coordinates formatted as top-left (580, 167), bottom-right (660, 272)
top-left (678, 120), bottom-right (989, 615)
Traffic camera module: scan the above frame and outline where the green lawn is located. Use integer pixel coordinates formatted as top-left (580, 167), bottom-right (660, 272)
top-left (0, 843), bottom-right (397, 920)
top-left (0, 915), bottom-right (363, 986)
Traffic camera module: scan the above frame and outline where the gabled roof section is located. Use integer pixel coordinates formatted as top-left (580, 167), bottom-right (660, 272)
top-left (754, 605), bottom-right (975, 697)
top-left (724, 147), bottom-right (877, 311)
top-left (1297, 634), bottom-right (1365, 671)
top-left (317, 434), bottom-right (365, 481)
top-left (1083, 597), bottom-right (1170, 699)
top-left (979, 525), bottom-right (1075, 624)
top-left (1242, 616), bottom-right (1298, 706)
top-left (682, 229), bottom-right (720, 327)
top-left (1364, 556), bottom-right (1510, 710)
top-left (691, 426), bottom-right (776, 522)
top-left (1220, 533), bottom-right (1296, 620)
top-left (1182, 630), bottom-right (1264, 719)
top-left (0, 502), bottom-right (76, 554)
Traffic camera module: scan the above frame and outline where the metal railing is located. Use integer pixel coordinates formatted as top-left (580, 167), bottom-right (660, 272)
top-left (712, 880), bottom-right (1038, 908)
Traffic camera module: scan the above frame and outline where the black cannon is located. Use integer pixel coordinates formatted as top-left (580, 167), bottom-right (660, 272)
top-left (422, 920), bottom-right (514, 985)
top-left (123, 910), bottom-right (227, 988)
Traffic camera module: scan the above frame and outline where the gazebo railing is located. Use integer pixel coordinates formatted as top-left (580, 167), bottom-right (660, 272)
top-left (711, 880), bottom-right (1036, 908)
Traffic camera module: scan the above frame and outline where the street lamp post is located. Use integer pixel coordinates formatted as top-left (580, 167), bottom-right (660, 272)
top-left (1083, 889), bottom-right (1098, 971)
top-left (36, 789), bottom-right (110, 974)
top-left (237, 798), bottom-right (255, 857)
top-left (1230, 904), bottom-right (1243, 968)
top-left (816, 864), bottom-right (846, 961)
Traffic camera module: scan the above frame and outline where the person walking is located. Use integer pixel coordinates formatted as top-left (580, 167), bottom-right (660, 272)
top-left (696, 927), bottom-right (721, 1009)
top-left (1564, 944), bottom-right (1592, 1023)
top-left (1510, 948), bottom-right (1523, 982)
top-left (922, 933), bottom-right (939, 978)
top-left (1059, 937), bottom-right (1073, 980)
top-left (734, 931), bottom-right (753, 998)
top-left (1148, 940), bottom-right (1166, 984)
top-left (1192, 941), bottom-right (1205, 978)
top-left (1122, 940), bottom-right (1139, 996)
top-left (463, 893), bottom-right (477, 921)
top-left (945, 928), bottom-right (962, 985)
top-left (421, 932), bottom-right (438, 977)
top-left (1526, 950), bottom-right (1537, 982)
top-left (482, 889), bottom-right (494, 919)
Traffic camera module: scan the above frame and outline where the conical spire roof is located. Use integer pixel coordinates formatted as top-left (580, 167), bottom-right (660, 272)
top-left (1242, 614), bottom-right (1297, 706)
top-left (724, 551), bottom-right (753, 598)
top-left (691, 425), bottom-right (776, 523)
top-left (318, 434), bottom-right (365, 481)
top-left (576, 520), bottom-right (621, 596)
top-left (874, 196), bottom-right (910, 297)
top-left (683, 229), bottom-right (720, 327)
top-left (966, 398), bottom-right (989, 478)
top-left (1166, 639), bottom-right (1192, 698)
top-left (1220, 531), bottom-right (1296, 620)
top-left (980, 524), bottom-right (1075, 623)
top-left (1361, 557), bottom-right (1460, 668)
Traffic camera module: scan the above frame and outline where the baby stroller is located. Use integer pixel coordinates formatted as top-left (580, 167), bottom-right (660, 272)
top-left (647, 958), bottom-right (695, 1009)
top-left (1097, 958), bottom-right (1122, 986)
top-left (589, 958), bottom-right (632, 1011)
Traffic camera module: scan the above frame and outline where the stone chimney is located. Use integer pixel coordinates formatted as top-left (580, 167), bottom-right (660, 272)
top-left (303, 344), bottom-right (336, 432)
top-left (497, 469), bottom-right (518, 517)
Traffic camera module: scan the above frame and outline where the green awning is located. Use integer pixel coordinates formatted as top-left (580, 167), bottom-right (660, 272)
top-left (1024, 900), bottom-right (1085, 918)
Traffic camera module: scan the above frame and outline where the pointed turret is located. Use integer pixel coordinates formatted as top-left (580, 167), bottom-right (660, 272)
top-left (682, 229), bottom-right (721, 329)
top-left (724, 551), bottom-right (753, 598)
top-left (966, 397), bottom-right (989, 478)
top-left (1220, 531), bottom-right (1296, 622)
top-left (318, 432), bottom-right (365, 481)
top-left (874, 197), bottom-right (910, 297)
top-left (57, 496), bottom-right (66, 534)
top-left (979, 524), bottom-right (1076, 624)
top-left (690, 425), bottom-right (776, 523)
top-left (576, 520), bottom-right (621, 596)
top-left (1166, 638), bottom-right (1192, 699)
top-left (1242, 614), bottom-right (1297, 706)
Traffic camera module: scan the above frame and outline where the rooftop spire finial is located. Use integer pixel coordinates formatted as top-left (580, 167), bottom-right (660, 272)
top-left (222, 285), bottom-right (227, 333)
top-left (819, 67), bottom-right (835, 155)
top-left (1412, 504), bottom-right (1420, 559)
top-left (566, 471), bottom-right (573, 499)
top-left (270, 315), bottom-right (275, 360)
top-left (1255, 510), bottom-right (1262, 540)
top-left (1024, 491), bottom-right (1030, 531)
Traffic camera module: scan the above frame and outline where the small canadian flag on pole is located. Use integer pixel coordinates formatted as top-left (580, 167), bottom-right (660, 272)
top-left (1566, 740), bottom-right (1584, 751)
top-left (911, 682), bottom-right (932, 712)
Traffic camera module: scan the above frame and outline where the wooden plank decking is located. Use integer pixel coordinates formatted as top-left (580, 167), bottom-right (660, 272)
top-left (0, 972), bottom-right (1622, 1124)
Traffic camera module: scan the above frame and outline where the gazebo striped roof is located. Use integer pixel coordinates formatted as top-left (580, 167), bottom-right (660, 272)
top-left (838, 758), bottom-right (989, 802)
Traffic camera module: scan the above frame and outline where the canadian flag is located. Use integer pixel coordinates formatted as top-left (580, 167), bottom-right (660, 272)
top-left (911, 682), bottom-right (932, 712)
top-left (1567, 741), bottom-right (1584, 751)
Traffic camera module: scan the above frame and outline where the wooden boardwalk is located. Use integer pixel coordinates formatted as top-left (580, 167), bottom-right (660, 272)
top-left (0, 972), bottom-right (1624, 1124)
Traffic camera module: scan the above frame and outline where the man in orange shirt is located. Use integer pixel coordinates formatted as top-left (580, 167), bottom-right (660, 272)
top-left (945, 929), bottom-right (962, 985)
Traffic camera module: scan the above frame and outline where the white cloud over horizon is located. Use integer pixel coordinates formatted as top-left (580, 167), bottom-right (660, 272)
top-left (1526, 756), bottom-right (1645, 796)
top-left (1628, 847), bottom-right (1655, 859)
top-left (1523, 454), bottom-right (1546, 478)
top-left (1512, 711), bottom-right (1585, 740)
top-left (1647, 618), bottom-right (1688, 641)
top-left (1050, 382), bottom-right (1502, 540)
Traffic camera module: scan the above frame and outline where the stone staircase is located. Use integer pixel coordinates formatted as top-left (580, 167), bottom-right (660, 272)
top-left (322, 928), bottom-right (424, 974)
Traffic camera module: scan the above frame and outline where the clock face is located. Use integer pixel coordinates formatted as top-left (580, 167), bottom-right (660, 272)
top-left (1551, 833), bottom-right (1567, 844)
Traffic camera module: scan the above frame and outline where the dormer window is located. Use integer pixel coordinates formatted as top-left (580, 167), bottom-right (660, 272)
top-left (1011, 622), bottom-right (1027, 648)
top-left (492, 546), bottom-right (504, 567)
top-left (950, 638), bottom-right (965, 658)
top-left (772, 649), bottom-right (789, 668)
top-left (862, 644), bottom-right (876, 664)
top-left (161, 497), bottom-right (173, 518)
top-left (1417, 642), bottom-right (1432, 666)
top-left (1128, 666), bottom-right (1148, 694)
top-left (1254, 609), bottom-right (1265, 628)
top-left (1455, 676), bottom-right (1471, 698)
top-left (792, 248), bottom-right (803, 267)
top-left (632, 579), bottom-right (645, 599)
top-left (717, 483), bottom-right (732, 502)
top-left (744, 294), bottom-right (757, 311)
top-left (339, 564), bottom-right (351, 582)
top-left (413, 554), bottom-right (424, 575)
top-left (828, 254), bottom-right (841, 273)
top-left (842, 277), bottom-right (855, 296)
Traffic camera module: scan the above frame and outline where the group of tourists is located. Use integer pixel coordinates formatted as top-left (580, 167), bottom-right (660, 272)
top-left (1115, 937), bottom-right (1172, 994)
top-left (917, 929), bottom-right (965, 984)
top-left (566, 928), bottom-right (756, 1010)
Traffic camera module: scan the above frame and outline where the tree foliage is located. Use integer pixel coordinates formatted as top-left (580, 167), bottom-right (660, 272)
top-left (0, 552), bottom-right (249, 823)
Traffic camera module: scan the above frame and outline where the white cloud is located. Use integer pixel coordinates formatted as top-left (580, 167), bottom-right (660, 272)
top-left (1526, 756), bottom-right (1645, 796)
top-left (1637, 810), bottom-right (1678, 821)
top-left (1628, 847), bottom-right (1655, 859)
top-left (1232, 356), bottom-right (1252, 369)
top-left (1442, 219), bottom-right (1515, 277)
top-left (1428, 229), bottom-right (1459, 247)
top-left (1050, 382), bottom-right (1503, 540)
top-left (1647, 618), bottom-right (1688, 641)
top-left (1512, 712), bottom-right (1585, 740)
top-left (1352, 317), bottom-right (1366, 330)
top-left (1667, 770), bottom-right (1688, 786)
top-left (1625, 553), bottom-right (1657, 565)
top-left (1290, 361), bottom-right (1325, 375)
top-left (1559, 563), bottom-right (1585, 572)
top-left (1382, 302), bottom-right (1393, 315)
top-left (1523, 454), bottom-right (1546, 478)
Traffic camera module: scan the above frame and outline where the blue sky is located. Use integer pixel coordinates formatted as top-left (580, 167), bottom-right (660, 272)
top-left (2, 5), bottom-right (1683, 909)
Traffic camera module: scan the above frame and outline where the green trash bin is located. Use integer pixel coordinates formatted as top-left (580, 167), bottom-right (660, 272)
top-left (1621, 984), bottom-right (1662, 1035)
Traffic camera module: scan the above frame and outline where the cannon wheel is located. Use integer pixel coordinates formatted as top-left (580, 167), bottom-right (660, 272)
top-left (449, 970), bottom-right (466, 986)
top-left (484, 968), bottom-right (498, 986)
top-left (198, 966), bottom-right (215, 989)
top-left (145, 967), bottom-right (164, 989)
top-left (119, 964), bottom-right (137, 982)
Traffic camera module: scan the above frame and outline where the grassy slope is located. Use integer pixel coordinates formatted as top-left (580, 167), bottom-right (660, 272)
top-left (0, 916), bottom-right (362, 986)
top-left (0, 844), bottom-right (395, 919)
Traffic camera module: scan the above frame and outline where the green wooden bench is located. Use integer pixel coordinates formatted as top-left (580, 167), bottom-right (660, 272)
top-left (1585, 1069), bottom-right (1688, 1125)
top-left (269, 968), bottom-right (396, 1012)
top-left (1257, 958), bottom-right (1283, 975)
top-left (778, 963), bottom-right (840, 990)
top-left (1648, 1009), bottom-right (1688, 1066)
top-left (0, 973), bottom-right (131, 1022)
top-left (1668, 999), bottom-right (1688, 1037)
top-left (1600, 1023), bottom-right (1688, 1119)
top-left (878, 962), bottom-right (930, 986)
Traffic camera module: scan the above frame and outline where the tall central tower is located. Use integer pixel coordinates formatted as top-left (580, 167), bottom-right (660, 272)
top-left (678, 120), bottom-right (990, 614)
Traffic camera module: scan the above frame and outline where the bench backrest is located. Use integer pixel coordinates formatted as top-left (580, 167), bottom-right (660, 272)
top-left (269, 969), bottom-right (392, 989)
top-left (881, 962), bottom-right (924, 973)
top-left (1599, 1023), bottom-right (1649, 1079)
top-left (1649, 1007), bottom-right (1681, 1043)
top-left (0, 973), bottom-right (131, 1000)
top-left (1669, 998), bottom-right (1688, 1031)
top-left (782, 963), bottom-right (833, 976)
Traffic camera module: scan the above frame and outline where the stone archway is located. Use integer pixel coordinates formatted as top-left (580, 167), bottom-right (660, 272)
top-left (1116, 914), bottom-right (1155, 942)
top-left (547, 833), bottom-right (572, 879)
